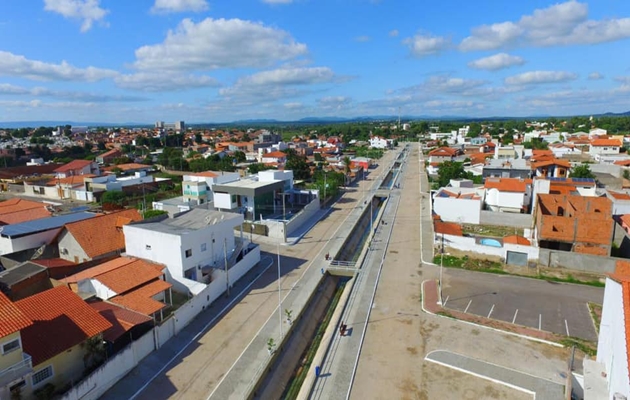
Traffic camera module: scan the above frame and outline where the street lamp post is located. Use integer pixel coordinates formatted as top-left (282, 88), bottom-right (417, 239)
top-left (323, 171), bottom-right (327, 209)
top-left (438, 233), bottom-right (444, 305)
top-left (277, 241), bottom-right (284, 340)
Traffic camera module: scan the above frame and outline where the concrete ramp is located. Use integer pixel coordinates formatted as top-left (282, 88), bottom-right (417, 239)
top-left (424, 350), bottom-right (565, 400)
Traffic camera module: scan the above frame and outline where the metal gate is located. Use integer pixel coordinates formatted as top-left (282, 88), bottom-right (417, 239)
top-left (506, 250), bottom-right (528, 266)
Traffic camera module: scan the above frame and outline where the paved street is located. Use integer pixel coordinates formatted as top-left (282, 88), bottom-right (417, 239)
top-left (442, 268), bottom-right (603, 341)
top-left (100, 149), bottom-right (400, 400)
top-left (349, 143), bottom-right (572, 400)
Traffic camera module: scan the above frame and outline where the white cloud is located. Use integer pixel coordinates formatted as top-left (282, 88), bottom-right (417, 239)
top-left (114, 72), bottom-right (219, 92)
top-left (318, 96), bottom-right (352, 111)
top-left (355, 35), bottom-right (371, 42)
top-left (467, 53), bottom-right (525, 71)
top-left (389, 29), bottom-right (399, 37)
top-left (403, 33), bottom-right (450, 57)
top-left (284, 102), bottom-right (304, 110)
top-left (460, 1), bottom-right (630, 51)
top-left (401, 75), bottom-right (487, 94)
top-left (132, 18), bottom-right (308, 71)
top-left (233, 67), bottom-right (336, 86)
top-left (588, 72), bottom-right (604, 80)
top-left (0, 83), bottom-right (146, 102)
top-left (151, 0), bottom-right (209, 14)
top-left (0, 50), bottom-right (118, 81)
top-left (43, 0), bottom-right (109, 32)
top-left (504, 70), bottom-right (578, 85)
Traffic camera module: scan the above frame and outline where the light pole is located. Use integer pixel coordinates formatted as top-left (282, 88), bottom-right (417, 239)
top-left (438, 233), bottom-right (444, 305)
top-left (277, 241), bottom-right (284, 340)
top-left (323, 171), bottom-right (327, 209)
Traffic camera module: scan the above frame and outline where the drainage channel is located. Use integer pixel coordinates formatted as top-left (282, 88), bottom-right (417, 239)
top-left (249, 196), bottom-right (387, 400)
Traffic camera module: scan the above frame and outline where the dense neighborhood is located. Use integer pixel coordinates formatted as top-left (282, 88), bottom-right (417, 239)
top-left (0, 117), bottom-right (628, 399)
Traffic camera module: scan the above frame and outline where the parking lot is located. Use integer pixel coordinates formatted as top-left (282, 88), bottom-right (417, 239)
top-left (442, 268), bottom-right (604, 341)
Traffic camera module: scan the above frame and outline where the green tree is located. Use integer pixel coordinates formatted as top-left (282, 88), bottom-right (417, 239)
top-left (195, 133), bottom-right (202, 144)
top-left (571, 163), bottom-right (595, 179)
top-left (248, 163), bottom-right (272, 174)
top-left (102, 190), bottom-right (126, 206)
top-left (436, 161), bottom-right (467, 188)
top-left (285, 153), bottom-right (310, 180)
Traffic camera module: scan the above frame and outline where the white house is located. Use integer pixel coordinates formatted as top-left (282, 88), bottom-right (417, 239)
top-left (369, 136), bottom-right (392, 149)
top-left (123, 209), bottom-right (245, 284)
top-left (589, 139), bottom-right (621, 156)
top-left (589, 128), bottom-right (608, 138)
top-left (181, 171), bottom-right (240, 204)
top-left (432, 187), bottom-right (484, 224)
top-left (484, 177), bottom-right (533, 213)
top-left (585, 265), bottom-right (630, 400)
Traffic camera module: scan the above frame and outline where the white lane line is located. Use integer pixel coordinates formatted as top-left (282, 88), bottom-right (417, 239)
top-left (539, 314), bottom-right (542, 330)
top-left (487, 304), bottom-right (495, 319)
top-left (443, 295), bottom-right (449, 307)
top-left (127, 256), bottom-right (274, 400)
top-left (565, 320), bottom-right (570, 337)
top-left (464, 300), bottom-right (473, 313)
top-left (512, 309), bottom-right (519, 324)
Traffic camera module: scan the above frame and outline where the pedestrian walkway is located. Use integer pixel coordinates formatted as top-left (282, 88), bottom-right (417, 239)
top-left (425, 350), bottom-right (565, 400)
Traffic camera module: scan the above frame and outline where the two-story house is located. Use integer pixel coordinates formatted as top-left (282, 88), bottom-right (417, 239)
top-left (53, 160), bottom-right (100, 179)
top-left (0, 292), bottom-right (33, 400)
top-left (123, 209), bottom-right (244, 284)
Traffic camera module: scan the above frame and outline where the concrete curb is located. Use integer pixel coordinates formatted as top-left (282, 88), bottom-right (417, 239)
top-left (421, 280), bottom-right (564, 348)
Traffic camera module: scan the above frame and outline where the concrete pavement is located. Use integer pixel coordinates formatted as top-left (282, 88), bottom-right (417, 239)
top-left (100, 148), bottom-right (401, 400)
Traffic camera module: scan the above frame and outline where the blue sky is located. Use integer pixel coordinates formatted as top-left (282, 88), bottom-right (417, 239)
top-left (0, 0), bottom-right (629, 123)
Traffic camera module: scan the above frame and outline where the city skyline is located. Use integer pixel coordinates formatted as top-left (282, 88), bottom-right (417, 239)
top-left (0, 0), bottom-right (629, 123)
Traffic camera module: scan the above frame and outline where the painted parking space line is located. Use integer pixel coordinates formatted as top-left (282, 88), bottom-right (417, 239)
top-left (487, 304), bottom-right (495, 319)
top-left (464, 300), bottom-right (472, 313)
top-left (512, 309), bottom-right (518, 324)
top-left (443, 295), bottom-right (449, 307)
top-left (565, 320), bottom-right (570, 337)
top-left (538, 314), bottom-right (542, 330)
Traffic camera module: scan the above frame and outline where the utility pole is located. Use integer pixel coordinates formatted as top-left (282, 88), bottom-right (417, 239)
top-left (323, 171), bottom-right (327, 209)
top-left (438, 233), bottom-right (444, 305)
top-left (224, 238), bottom-right (229, 297)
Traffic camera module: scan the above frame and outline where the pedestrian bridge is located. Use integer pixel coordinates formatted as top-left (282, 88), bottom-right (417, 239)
top-left (327, 260), bottom-right (359, 276)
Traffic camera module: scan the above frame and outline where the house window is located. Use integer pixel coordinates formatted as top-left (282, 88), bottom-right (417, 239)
top-left (145, 245), bottom-right (152, 250)
top-left (185, 249), bottom-right (192, 258)
top-left (2, 338), bottom-right (20, 354)
top-left (32, 365), bottom-right (53, 386)
top-left (201, 243), bottom-right (207, 252)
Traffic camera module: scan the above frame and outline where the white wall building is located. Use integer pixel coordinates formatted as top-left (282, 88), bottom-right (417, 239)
top-left (589, 139), bottom-right (621, 156)
top-left (369, 136), bottom-right (392, 149)
top-left (588, 274), bottom-right (630, 400)
top-left (432, 187), bottom-right (484, 224)
top-left (123, 209), bottom-right (244, 283)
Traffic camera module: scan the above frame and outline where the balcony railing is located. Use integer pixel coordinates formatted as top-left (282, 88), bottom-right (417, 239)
top-left (0, 353), bottom-right (33, 387)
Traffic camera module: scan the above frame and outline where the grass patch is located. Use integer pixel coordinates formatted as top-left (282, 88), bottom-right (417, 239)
top-left (588, 302), bottom-right (603, 333)
top-left (462, 224), bottom-right (523, 238)
top-left (435, 255), bottom-right (605, 287)
top-left (433, 255), bottom-right (505, 274)
top-left (437, 311), bottom-right (455, 319)
top-left (560, 337), bottom-right (597, 357)
top-left (537, 274), bottom-right (605, 288)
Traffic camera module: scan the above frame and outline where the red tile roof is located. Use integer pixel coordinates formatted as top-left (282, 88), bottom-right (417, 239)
top-left (102, 163), bottom-right (151, 172)
top-left (110, 280), bottom-right (172, 316)
top-left (615, 160), bottom-right (630, 167)
top-left (96, 259), bottom-right (165, 294)
top-left (46, 174), bottom-right (96, 186)
top-left (98, 148), bottom-right (122, 158)
top-left (609, 191), bottom-right (630, 201)
top-left (428, 147), bottom-right (458, 157)
top-left (484, 177), bottom-right (531, 193)
top-left (62, 209), bottom-right (141, 258)
top-left (610, 261), bottom-right (630, 384)
top-left (263, 151), bottom-right (287, 158)
top-left (0, 291), bottom-right (32, 338)
top-left (88, 301), bottom-right (152, 342)
top-left (15, 286), bottom-right (112, 365)
top-left (188, 171), bottom-right (219, 178)
top-left (590, 139), bottom-right (621, 147)
top-left (530, 159), bottom-right (572, 169)
top-left (32, 258), bottom-right (76, 269)
top-left (0, 199), bottom-right (52, 225)
top-left (62, 257), bottom-right (142, 283)
top-left (53, 159), bottom-right (94, 173)
top-left (503, 235), bottom-right (531, 246)
top-left (434, 221), bottom-right (463, 236)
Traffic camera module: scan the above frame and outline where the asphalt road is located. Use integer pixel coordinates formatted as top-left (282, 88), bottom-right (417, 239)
top-left (442, 268), bottom-right (603, 341)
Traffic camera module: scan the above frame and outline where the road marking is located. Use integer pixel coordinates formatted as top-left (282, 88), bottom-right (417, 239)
top-left (487, 304), bottom-right (495, 319)
top-left (443, 295), bottom-right (449, 307)
top-left (565, 320), bottom-right (570, 337)
top-left (127, 256), bottom-right (274, 400)
top-left (512, 309), bottom-right (518, 324)
top-left (539, 314), bottom-right (542, 330)
top-left (464, 300), bottom-right (472, 313)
